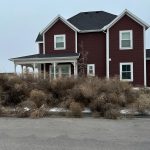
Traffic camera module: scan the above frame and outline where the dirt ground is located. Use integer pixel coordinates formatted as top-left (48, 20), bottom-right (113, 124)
top-left (0, 117), bottom-right (150, 150)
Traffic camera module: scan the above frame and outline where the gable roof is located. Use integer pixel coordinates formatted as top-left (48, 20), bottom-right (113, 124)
top-left (102, 9), bottom-right (150, 30)
top-left (68, 11), bottom-right (117, 31)
top-left (40, 15), bottom-right (80, 34)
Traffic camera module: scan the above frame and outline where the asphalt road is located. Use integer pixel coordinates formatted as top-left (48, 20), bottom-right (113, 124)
top-left (0, 117), bottom-right (150, 150)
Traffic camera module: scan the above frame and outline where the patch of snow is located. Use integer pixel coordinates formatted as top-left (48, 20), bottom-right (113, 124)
top-left (120, 109), bottom-right (130, 115)
top-left (24, 107), bottom-right (30, 111)
top-left (49, 107), bottom-right (68, 113)
top-left (82, 108), bottom-right (91, 113)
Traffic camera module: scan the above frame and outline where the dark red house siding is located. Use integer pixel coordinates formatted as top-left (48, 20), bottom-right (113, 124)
top-left (109, 15), bottom-right (144, 86)
top-left (44, 19), bottom-right (76, 54)
top-left (39, 43), bottom-right (43, 54)
top-left (146, 60), bottom-right (150, 86)
top-left (78, 32), bottom-right (106, 78)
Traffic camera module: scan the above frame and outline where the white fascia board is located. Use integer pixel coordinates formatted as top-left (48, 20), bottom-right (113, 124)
top-left (79, 29), bottom-right (102, 33)
top-left (40, 15), bottom-right (80, 34)
top-left (13, 59), bottom-right (79, 65)
top-left (36, 41), bottom-right (43, 44)
top-left (102, 9), bottom-right (150, 31)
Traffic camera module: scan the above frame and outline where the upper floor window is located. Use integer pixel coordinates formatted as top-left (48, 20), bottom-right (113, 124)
top-left (119, 30), bottom-right (133, 50)
top-left (54, 34), bottom-right (66, 50)
top-left (87, 64), bottom-right (95, 76)
top-left (120, 62), bottom-right (133, 82)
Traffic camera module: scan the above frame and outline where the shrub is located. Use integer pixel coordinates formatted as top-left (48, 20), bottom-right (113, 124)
top-left (69, 102), bottom-right (82, 117)
top-left (30, 105), bottom-right (48, 119)
top-left (3, 83), bottom-right (28, 106)
top-left (90, 93), bottom-right (106, 113)
top-left (135, 94), bottom-right (150, 113)
top-left (59, 97), bottom-right (75, 109)
top-left (17, 100), bottom-right (37, 110)
top-left (16, 107), bottom-right (31, 118)
top-left (29, 90), bottom-right (47, 108)
top-left (104, 109), bottom-right (120, 119)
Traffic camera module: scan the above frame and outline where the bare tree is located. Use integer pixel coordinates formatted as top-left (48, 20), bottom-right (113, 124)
top-left (78, 41), bottom-right (88, 76)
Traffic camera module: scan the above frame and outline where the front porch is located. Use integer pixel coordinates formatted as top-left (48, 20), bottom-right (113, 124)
top-left (10, 53), bottom-right (79, 79)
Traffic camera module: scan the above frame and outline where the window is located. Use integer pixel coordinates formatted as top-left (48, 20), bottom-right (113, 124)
top-left (50, 65), bottom-right (71, 79)
top-left (54, 34), bottom-right (66, 50)
top-left (119, 30), bottom-right (133, 49)
top-left (120, 63), bottom-right (133, 81)
top-left (87, 64), bottom-right (95, 76)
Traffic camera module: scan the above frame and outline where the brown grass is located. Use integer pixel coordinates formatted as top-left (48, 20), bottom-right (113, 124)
top-left (29, 90), bottom-right (47, 108)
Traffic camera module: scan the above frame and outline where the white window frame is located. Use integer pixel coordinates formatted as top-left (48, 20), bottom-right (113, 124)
top-left (119, 30), bottom-right (133, 50)
top-left (87, 64), bottom-right (95, 76)
top-left (54, 34), bottom-right (66, 50)
top-left (120, 62), bottom-right (133, 82)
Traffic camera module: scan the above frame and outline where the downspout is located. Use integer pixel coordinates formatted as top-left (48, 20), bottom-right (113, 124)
top-left (143, 26), bottom-right (147, 87)
top-left (104, 29), bottom-right (110, 79)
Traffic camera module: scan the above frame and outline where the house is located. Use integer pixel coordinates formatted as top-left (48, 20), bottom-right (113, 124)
top-left (10, 9), bottom-right (150, 86)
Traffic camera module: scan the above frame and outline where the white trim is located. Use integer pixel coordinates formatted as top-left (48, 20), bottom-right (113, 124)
top-left (106, 29), bottom-right (110, 78)
top-left (143, 27), bottom-right (147, 86)
top-left (119, 30), bottom-right (133, 50)
top-left (36, 41), bottom-right (43, 44)
top-left (87, 64), bottom-right (95, 76)
top-left (10, 56), bottom-right (79, 62)
top-left (120, 62), bottom-right (133, 82)
top-left (75, 31), bottom-right (77, 53)
top-left (12, 58), bottom-right (79, 65)
top-left (54, 34), bottom-right (66, 50)
top-left (102, 9), bottom-right (149, 31)
top-left (43, 32), bottom-right (46, 54)
top-left (41, 15), bottom-right (79, 34)
top-left (79, 29), bottom-right (102, 33)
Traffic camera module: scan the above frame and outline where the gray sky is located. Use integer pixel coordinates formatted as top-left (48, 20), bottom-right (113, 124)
top-left (0, 0), bottom-right (150, 72)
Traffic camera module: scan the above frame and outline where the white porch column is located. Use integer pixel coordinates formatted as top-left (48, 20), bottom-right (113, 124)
top-left (74, 61), bottom-right (78, 77)
top-left (33, 63), bottom-right (36, 78)
top-left (44, 63), bottom-right (46, 79)
top-left (21, 65), bottom-right (23, 76)
top-left (38, 64), bottom-right (41, 78)
top-left (14, 63), bottom-right (17, 74)
top-left (53, 62), bottom-right (56, 80)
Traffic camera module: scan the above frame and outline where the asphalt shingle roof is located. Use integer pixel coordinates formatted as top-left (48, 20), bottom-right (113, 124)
top-left (68, 11), bottom-right (117, 31)
top-left (11, 53), bottom-right (80, 60)
top-left (36, 33), bottom-right (43, 42)
top-left (146, 49), bottom-right (150, 58)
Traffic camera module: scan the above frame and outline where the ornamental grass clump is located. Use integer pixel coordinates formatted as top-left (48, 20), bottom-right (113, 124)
top-left (29, 89), bottom-right (47, 108)
top-left (69, 102), bottom-right (82, 117)
top-left (135, 94), bottom-right (150, 114)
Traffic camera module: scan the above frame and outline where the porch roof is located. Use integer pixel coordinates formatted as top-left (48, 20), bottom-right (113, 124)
top-left (9, 53), bottom-right (79, 65)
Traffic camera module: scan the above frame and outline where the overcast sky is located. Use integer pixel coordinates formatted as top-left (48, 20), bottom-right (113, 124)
top-left (0, 0), bottom-right (150, 72)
